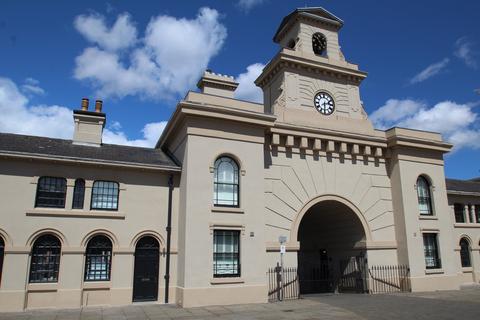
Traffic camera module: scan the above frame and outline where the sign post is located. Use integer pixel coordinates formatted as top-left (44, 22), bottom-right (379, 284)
top-left (278, 235), bottom-right (287, 301)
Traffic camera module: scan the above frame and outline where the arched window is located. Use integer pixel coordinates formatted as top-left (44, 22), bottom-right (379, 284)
top-left (91, 181), bottom-right (119, 210)
top-left (312, 32), bottom-right (327, 56)
top-left (29, 234), bottom-right (61, 283)
top-left (213, 157), bottom-right (239, 207)
top-left (459, 238), bottom-right (471, 268)
top-left (84, 235), bottom-right (112, 281)
top-left (416, 176), bottom-right (433, 215)
top-left (72, 179), bottom-right (85, 209)
top-left (35, 177), bottom-right (67, 208)
top-left (0, 237), bottom-right (4, 285)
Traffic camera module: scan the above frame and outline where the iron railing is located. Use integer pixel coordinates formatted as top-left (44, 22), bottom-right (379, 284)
top-left (267, 264), bottom-right (300, 302)
top-left (367, 265), bottom-right (411, 294)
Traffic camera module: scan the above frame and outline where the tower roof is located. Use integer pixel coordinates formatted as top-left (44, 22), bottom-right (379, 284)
top-left (273, 7), bottom-right (344, 43)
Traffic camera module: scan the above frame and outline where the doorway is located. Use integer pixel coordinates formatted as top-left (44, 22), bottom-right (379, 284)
top-left (132, 236), bottom-right (160, 302)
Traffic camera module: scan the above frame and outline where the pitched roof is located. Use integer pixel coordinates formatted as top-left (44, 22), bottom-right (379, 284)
top-left (445, 178), bottom-right (480, 195)
top-left (0, 133), bottom-right (179, 170)
top-left (274, 7), bottom-right (344, 42)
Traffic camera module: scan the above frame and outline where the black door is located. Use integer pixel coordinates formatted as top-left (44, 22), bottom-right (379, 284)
top-left (132, 237), bottom-right (160, 302)
top-left (298, 248), bottom-right (333, 294)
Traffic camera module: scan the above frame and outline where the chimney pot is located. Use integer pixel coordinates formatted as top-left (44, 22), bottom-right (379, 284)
top-left (95, 100), bottom-right (103, 112)
top-left (81, 98), bottom-right (89, 111)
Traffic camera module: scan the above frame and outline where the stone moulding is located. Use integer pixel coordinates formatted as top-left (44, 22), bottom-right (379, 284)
top-left (269, 132), bottom-right (386, 159)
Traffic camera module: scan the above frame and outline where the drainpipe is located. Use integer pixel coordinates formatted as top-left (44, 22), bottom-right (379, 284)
top-left (164, 174), bottom-right (174, 303)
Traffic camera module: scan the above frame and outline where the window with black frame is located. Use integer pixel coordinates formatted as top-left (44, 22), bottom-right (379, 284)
top-left (72, 179), bottom-right (85, 209)
top-left (29, 234), bottom-right (61, 283)
top-left (0, 237), bottom-right (4, 285)
top-left (91, 181), bottom-right (119, 210)
top-left (213, 157), bottom-right (239, 207)
top-left (454, 203), bottom-right (465, 223)
top-left (213, 230), bottom-right (240, 277)
top-left (422, 233), bottom-right (441, 269)
top-left (416, 176), bottom-right (433, 215)
top-left (476, 206), bottom-right (480, 223)
top-left (459, 238), bottom-right (471, 268)
top-left (84, 235), bottom-right (112, 281)
top-left (35, 177), bottom-right (67, 208)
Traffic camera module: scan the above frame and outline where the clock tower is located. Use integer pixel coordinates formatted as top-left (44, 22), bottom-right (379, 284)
top-left (256, 7), bottom-right (375, 134)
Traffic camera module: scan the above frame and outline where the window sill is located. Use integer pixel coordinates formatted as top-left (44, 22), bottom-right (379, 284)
top-left (83, 281), bottom-right (111, 290)
top-left (419, 215), bottom-right (438, 220)
top-left (210, 277), bottom-right (244, 285)
top-left (26, 209), bottom-right (125, 219)
top-left (211, 206), bottom-right (244, 214)
top-left (454, 223), bottom-right (480, 228)
top-left (425, 268), bottom-right (444, 275)
top-left (462, 267), bottom-right (473, 273)
top-left (27, 283), bottom-right (58, 292)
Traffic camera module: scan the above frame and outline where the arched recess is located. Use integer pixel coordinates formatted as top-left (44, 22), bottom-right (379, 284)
top-left (26, 228), bottom-right (68, 247)
top-left (130, 230), bottom-right (165, 250)
top-left (0, 228), bottom-right (12, 247)
top-left (290, 194), bottom-right (372, 244)
top-left (81, 229), bottom-right (119, 249)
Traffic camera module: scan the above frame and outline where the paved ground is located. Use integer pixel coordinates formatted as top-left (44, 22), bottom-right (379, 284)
top-left (1, 288), bottom-right (479, 320)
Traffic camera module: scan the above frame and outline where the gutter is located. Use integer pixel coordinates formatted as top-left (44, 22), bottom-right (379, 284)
top-left (164, 174), bottom-right (174, 303)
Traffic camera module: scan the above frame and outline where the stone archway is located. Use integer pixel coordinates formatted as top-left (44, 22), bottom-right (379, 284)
top-left (297, 198), bottom-right (368, 294)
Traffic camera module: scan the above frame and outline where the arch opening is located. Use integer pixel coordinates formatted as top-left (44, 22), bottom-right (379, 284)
top-left (297, 200), bottom-right (368, 294)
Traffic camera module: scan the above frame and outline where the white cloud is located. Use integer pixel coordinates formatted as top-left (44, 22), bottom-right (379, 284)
top-left (103, 121), bottom-right (167, 147)
top-left (409, 58), bottom-right (449, 84)
top-left (0, 76), bottom-right (165, 147)
top-left (454, 37), bottom-right (478, 69)
top-left (73, 8), bottom-right (227, 100)
top-left (74, 13), bottom-right (137, 51)
top-left (370, 99), bottom-right (480, 150)
top-left (235, 63), bottom-right (264, 103)
top-left (21, 77), bottom-right (45, 96)
top-left (238, 0), bottom-right (265, 11)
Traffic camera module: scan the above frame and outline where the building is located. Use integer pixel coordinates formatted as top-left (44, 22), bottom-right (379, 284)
top-left (0, 7), bottom-right (479, 312)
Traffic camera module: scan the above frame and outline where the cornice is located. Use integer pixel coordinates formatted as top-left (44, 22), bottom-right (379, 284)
top-left (255, 51), bottom-right (367, 88)
top-left (158, 100), bottom-right (276, 148)
top-left (0, 151), bottom-right (181, 172)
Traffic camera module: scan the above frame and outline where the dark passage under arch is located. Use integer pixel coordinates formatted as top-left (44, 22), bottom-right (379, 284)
top-left (297, 200), bottom-right (367, 294)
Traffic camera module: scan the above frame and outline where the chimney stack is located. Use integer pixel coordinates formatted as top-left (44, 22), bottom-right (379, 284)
top-left (73, 97), bottom-right (106, 147)
top-left (81, 98), bottom-right (89, 111)
top-left (197, 70), bottom-right (239, 98)
top-left (95, 100), bottom-right (103, 112)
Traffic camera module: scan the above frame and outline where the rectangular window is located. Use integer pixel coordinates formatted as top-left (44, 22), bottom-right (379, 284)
top-left (476, 205), bottom-right (480, 224)
top-left (423, 233), bottom-right (441, 269)
top-left (454, 203), bottom-right (465, 223)
top-left (35, 177), bottom-right (67, 208)
top-left (213, 230), bottom-right (240, 277)
top-left (91, 181), bottom-right (119, 210)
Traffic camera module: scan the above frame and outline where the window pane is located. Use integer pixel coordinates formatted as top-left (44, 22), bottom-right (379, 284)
top-left (72, 179), bottom-right (85, 209)
top-left (460, 239), bottom-right (471, 268)
top-left (0, 237), bottom-right (4, 285)
top-left (422, 233), bottom-right (441, 269)
top-left (84, 236), bottom-right (112, 281)
top-left (417, 177), bottom-right (433, 215)
top-left (213, 157), bottom-right (239, 207)
top-left (213, 230), bottom-right (240, 277)
top-left (91, 181), bottom-right (119, 210)
top-left (35, 177), bottom-right (67, 208)
top-left (454, 204), bottom-right (465, 223)
top-left (29, 235), bottom-right (61, 283)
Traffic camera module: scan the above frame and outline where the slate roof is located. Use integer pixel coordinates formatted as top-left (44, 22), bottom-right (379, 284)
top-left (0, 133), bottom-right (179, 170)
top-left (273, 7), bottom-right (344, 42)
top-left (445, 178), bottom-right (480, 194)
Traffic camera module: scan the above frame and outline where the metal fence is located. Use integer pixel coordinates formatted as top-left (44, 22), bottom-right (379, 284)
top-left (368, 265), bottom-right (411, 294)
top-left (267, 263), bottom-right (410, 301)
top-left (267, 264), bottom-right (300, 302)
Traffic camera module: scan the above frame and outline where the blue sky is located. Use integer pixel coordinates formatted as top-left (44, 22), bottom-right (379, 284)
top-left (0, 0), bottom-right (479, 179)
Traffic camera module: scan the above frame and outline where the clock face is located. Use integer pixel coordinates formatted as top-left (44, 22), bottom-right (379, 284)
top-left (314, 92), bottom-right (335, 115)
top-left (312, 33), bottom-right (327, 55)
